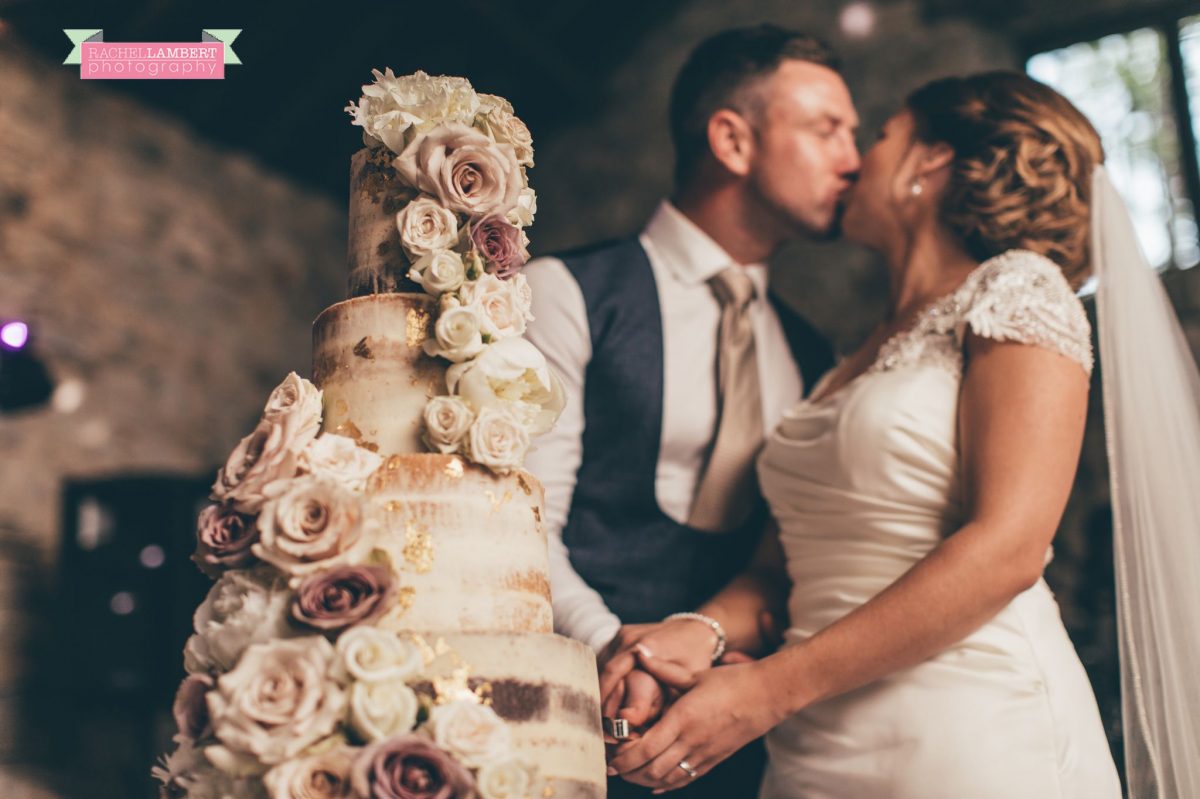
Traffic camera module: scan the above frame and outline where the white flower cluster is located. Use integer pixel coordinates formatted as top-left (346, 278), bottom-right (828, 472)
top-left (158, 373), bottom-right (535, 799)
top-left (346, 68), bottom-right (562, 474)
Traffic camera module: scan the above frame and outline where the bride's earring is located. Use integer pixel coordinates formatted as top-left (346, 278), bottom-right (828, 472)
top-left (910, 179), bottom-right (924, 196)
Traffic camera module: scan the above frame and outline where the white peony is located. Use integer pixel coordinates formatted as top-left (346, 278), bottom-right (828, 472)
top-left (459, 274), bottom-right (530, 340)
top-left (347, 680), bottom-right (420, 742)
top-left (206, 637), bottom-right (347, 769)
top-left (298, 434), bottom-right (383, 491)
top-left (408, 250), bottom-right (467, 297)
top-left (506, 186), bottom-right (537, 228)
top-left (475, 93), bottom-right (534, 167)
top-left (426, 698), bottom-right (514, 769)
top-left (422, 396), bottom-right (475, 454)
top-left (262, 744), bottom-right (358, 799)
top-left (477, 758), bottom-right (536, 799)
top-left (184, 570), bottom-right (294, 674)
top-left (331, 626), bottom-right (424, 684)
top-left (395, 196), bottom-right (460, 260)
top-left (154, 738), bottom-right (269, 799)
top-left (345, 69), bottom-right (480, 154)
top-left (446, 337), bottom-right (566, 436)
top-left (464, 407), bottom-right (530, 473)
top-left (253, 476), bottom-right (367, 577)
top-left (423, 306), bottom-right (486, 363)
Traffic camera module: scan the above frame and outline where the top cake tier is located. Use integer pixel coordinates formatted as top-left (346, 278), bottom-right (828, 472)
top-left (346, 147), bottom-right (420, 297)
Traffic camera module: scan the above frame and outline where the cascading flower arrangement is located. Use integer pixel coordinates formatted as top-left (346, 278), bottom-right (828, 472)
top-left (153, 374), bottom-right (536, 799)
top-left (345, 69), bottom-right (564, 474)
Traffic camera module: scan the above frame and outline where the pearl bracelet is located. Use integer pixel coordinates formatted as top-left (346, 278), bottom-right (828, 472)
top-left (664, 611), bottom-right (727, 663)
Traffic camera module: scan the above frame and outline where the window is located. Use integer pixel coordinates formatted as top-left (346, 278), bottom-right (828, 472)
top-left (1028, 15), bottom-right (1200, 270)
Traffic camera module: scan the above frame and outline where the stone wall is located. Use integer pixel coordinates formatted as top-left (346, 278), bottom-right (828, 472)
top-left (0, 32), bottom-right (345, 796)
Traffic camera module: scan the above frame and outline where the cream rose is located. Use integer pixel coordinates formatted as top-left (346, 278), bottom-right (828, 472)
top-left (464, 406), bottom-right (530, 473)
top-left (476, 759), bottom-right (535, 799)
top-left (446, 337), bottom-right (566, 436)
top-left (263, 744), bottom-right (358, 799)
top-left (475, 94), bottom-right (534, 167)
top-left (408, 250), bottom-right (467, 297)
top-left (459, 274), bottom-right (528, 340)
top-left (206, 637), bottom-right (346, 769)
top-left (426, 699), bottom-right (514, 769)
top-left (348, 680), bottom-right (420, 742)
top-left (423, 306), bottom-right (486, 363)
top-left (506, 186), bottom-right (537, 228)
top-left (394, 123), bottom-right (522, 218)
top-left (212, 417), bottom-right (310, 514)
top-left (263, 372), bottom-right (323, 439)
top-left (299, 434), bottom-right (383, 491)
top-left (422, 396), bottom-right (475, 454)
top-left (253, 477), bottom-right (367, 577)
top-left (331, 626), bottom-right (423, 684)
top-left (184, 570), bottom-right (294, 674)
top-left (395, 197), bottom-right (460, 260)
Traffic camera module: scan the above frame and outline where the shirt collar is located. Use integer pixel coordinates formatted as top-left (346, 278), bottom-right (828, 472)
top-left (642, 200), bottom-right (769, 291)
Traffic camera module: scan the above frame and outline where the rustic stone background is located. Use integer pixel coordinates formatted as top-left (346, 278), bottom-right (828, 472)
top-left (2, 1), bottom-right (1200, 795)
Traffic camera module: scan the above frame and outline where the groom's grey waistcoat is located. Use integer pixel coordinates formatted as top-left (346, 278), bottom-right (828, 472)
top-left (558, 237), bottom-right (833, 624)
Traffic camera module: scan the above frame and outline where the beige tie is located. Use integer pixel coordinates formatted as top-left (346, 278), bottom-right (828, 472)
top-left (687, 266), bottom-right (764, 533)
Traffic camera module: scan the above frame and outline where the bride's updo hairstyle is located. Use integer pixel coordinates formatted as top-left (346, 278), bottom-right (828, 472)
top-left (906, 71), bottom-right (1104, 288)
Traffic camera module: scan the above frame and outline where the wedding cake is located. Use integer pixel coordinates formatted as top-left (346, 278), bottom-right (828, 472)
top-left (154, 70), bottom-right (606, 799)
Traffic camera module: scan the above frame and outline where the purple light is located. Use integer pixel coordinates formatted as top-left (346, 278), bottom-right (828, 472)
top-left (0, 321), bottom-right (29, 350)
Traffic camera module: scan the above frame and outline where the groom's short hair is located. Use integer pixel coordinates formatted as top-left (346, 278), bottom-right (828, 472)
top-left (670, 24), bottom-right (839, 188)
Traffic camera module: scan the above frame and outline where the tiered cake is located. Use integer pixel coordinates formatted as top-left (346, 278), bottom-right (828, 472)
top-left (154, 71), bottom-right (605, 799)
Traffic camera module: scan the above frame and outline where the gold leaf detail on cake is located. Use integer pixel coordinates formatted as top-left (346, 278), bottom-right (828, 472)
top-left (385, 500), bottom-right (405, 514)
top-left (334, 398), bottom-right (349, 415)
top-left (406, 308), bottom-right (432, 347)
top-left (332, 420), bottom-right (380, 452)
top-left (352, 336), bottom-right (374, 359)
top-left (394, 586), bottom-right (415, 615)
top-left (484, 490), bottom-right (513, 516)
top-left (444, 458), bottom-right (464, 479)
top-left (474, 680), bottom-right (494, 707)
top-left (542, 778), bottom-right (556, 798)
top-left (386, 456), bottom-right (403, 471)
top-left (516, 474), bottom-right (533, 496)
top-left (403, 520), bottom-right (434, 573)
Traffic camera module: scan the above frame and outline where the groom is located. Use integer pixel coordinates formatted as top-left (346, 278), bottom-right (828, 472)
top-left (523, 24), bottom-right (859, 797)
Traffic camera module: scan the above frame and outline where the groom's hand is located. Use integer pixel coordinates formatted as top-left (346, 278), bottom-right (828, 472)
top-left (598, 621), bottom-right (717, 712)
top-left (602, 669), bottom-right (667, 745)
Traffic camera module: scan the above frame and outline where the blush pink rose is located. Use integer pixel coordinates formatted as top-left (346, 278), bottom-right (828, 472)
top-left (469, 216), bottom-right (529, 279)
top-left (394, 123), bottom-right (522, 218)
top-left (172, 673), bottom-right (215, 740)
top-left (291, 565), bottom-right (397, 631)
top-left (351, 736), bottom-right (474, 799)
top-left (194, 504), bottom-right (259, 577)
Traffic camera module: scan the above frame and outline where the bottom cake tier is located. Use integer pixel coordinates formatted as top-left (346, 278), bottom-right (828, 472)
top-left (402, 630), bottom-right (606, 799)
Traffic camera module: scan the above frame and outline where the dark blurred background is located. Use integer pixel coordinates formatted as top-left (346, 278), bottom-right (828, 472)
top-left (3, 0), bottom-right (1200, 796)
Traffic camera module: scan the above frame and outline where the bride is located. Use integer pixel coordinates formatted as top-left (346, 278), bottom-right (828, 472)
top-left (601, 70), bottom-right (1196, 797)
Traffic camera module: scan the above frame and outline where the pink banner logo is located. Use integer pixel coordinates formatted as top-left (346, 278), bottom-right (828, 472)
top-left (63, 30), bottom-right (241, 80)
top-left (82, 42), bottom-right (223, 79)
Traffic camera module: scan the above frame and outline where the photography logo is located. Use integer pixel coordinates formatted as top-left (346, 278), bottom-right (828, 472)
top-left (62, 29), bottom-right (241, 80)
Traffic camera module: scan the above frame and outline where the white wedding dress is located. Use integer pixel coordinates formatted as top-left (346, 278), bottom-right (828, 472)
top-left (757, 250), bottom-right (1122, 799)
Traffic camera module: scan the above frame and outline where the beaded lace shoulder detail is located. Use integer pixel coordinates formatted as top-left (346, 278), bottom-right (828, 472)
top-left (867, 250), bottom-right (1094, 379)
top-left (955, 250), bottom-right (1094, 375)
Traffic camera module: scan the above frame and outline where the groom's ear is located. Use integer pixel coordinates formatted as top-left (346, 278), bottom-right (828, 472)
top-left (707, 109), bottom-right (756, 178)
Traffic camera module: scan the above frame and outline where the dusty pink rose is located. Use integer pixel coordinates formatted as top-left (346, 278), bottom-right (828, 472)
top-left (351, 736), bottom-right (474, 799)
top-left (469, 216), bottom-right (528, 279)
top-left (172, 673), bottom-right (215, 740)
top-left (194, 504), bottom-right (259, 577)
top-left (394, 123), bottom-right (522, 218)
top-left (292, 565), bottom-right (397, 631)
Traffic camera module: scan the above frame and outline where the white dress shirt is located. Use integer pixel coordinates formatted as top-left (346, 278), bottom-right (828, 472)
top-left (523, 200), bottom-right (805, 652)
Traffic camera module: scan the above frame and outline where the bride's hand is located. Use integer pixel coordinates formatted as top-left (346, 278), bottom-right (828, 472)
top-left (607, 652), bottom-right (786, 791)
top-left (602, 669), bottom-right (668, 744)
